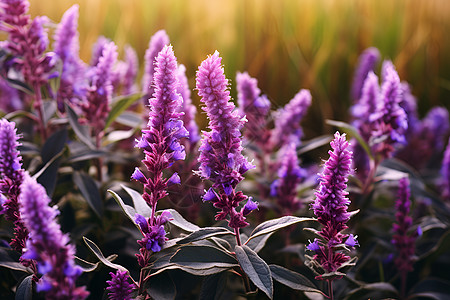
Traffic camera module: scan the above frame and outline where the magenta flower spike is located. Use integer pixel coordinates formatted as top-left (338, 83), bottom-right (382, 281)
top-left (441, 137), bottom-right (450, 200)
top-left (19, 175), bottom-right (88, 299)
top-left (123, 45), bottom-right (139, 95)
top-left (82, 41), bottom-right (118, 137)
top-left (53, 4), bottom-right (87, 112)
top-left (90, 36), bottom-right (110, 66)
top-left (270, 143), bottom-right (305, 215)
top-left (0, 119), bottom-right (28, 252)
top-left (370, 61), bottom-right (407, 160)
top-left (177, 64), bottom-right (200, 146)
top-left (236, 72), bottom-right (271, 147)
top-left (351, 47), bottom-right (380, 101)
top-left (132, 45), bottom-right (187, 261)
top-left (0, 0), bottom-right (30, 29)
top-left (142, 30), bottom-right (170, 101)
top-left (196, 51), bottom-right (256, 229)
top-left (106, 270), bottom-right (136, 300)
top-left (307, 132), bottom-right (357, 280)
top-left (271, 89), bottom-right (312, 149)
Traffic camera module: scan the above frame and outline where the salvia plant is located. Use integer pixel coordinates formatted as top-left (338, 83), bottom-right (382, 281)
top-left (0, 2), bottom-right (450, 299)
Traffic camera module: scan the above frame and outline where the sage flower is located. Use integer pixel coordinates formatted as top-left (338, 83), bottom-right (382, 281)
top-left (106, 270), bottom-right (136, 300)
top-left (351, 47), bottom-right (380, 101)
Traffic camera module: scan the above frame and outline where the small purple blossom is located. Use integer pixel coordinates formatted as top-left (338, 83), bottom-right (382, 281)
top-left (19, 175), bottom-right (88, 299)
top-left (351, 47), bottom-right (380, 101)
top-left (196, 51), bottom-right (255, 229)
top-left (271, 89), bottom-right (312, 149)
top-left (106, 270), bottom-right (136, 300)
top-left (90, 36), bottom-right (110, 66)
top-left (441, 137), bottom-right (450, 200)
top-left (307, 239), bottom-right (321, 252)
top-left (142, 30), bottom-right (170, 101)
top-left (134, 212), bottom-right (171, 253)
top-left (242, 197), bottom-right (258, 216)
top-left (345, 234), bottom-right (359, 247)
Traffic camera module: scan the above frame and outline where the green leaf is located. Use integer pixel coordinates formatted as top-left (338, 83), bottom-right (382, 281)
top-left (298, 135), bottom-right (333, 155)
top-left (4, 110), bottom-right (37, 122)
top-left (121, 184), bottom-right (151, 218)
top-left (15, 275), bottom-right (33, 300)
top-left (6, 77), bottom-right (33, 95)
top-left (73, 171), bottom-right (103, 218)
top-left (74, 256), bottom-right (99, 273)
top-left (326, 119), bottom-right (373, 160)
top-left (177, 227), bottom-right (234, 245)
top-left (150, 264), bottom-right (229, 277)
top-left (146, 272), bottom-right (176, 300)
top-left (246, 216), bottom-right (313, 243)
top-left (199, 272), bottom-right (227, 300)
top-left (108, 189), bottom-right (138, 227)
top-left (235, 245), bottom-right (273, 299)
top-left (170, 245), bottom-right (238, 269)
top-left (65, 102), bottom-right (95, 149)
top-left (104, 129), bottom-right (136, 145)
top-left (165, 208), bottom-right (200, 232)
top-left (42, 100), bottom-right (57, 125)
top-left (269, 265), bottom-right (324, 295)
top-left (83, 237), bottom-right (128, 272)
top-left (105, 93), bottom-right (141, 129)
top-left (344, 282), bottom-right (398, 300)
top-left (116, 111), bottom-right (142, 128)
top-left (66, 149), bottom-right (107, 163)
top-left (0, 261), bottom-right (31, 273)
top-left (245, 232), bottom-right (273, 253)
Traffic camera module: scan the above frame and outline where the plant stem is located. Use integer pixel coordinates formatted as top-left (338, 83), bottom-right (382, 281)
top-left (400, 271), bottom-right (407, 300)
top-left (95, 133), bottom-right (103, 182)
top-left (33, 84), bottom-right (47, 141)
top-left (328, 279), bottom-right (334, 300)
top-left (234, 227), bottom-right (252, 294)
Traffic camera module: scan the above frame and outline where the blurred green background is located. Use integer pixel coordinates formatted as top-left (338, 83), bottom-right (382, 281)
top-left (30, 0), bottom-right (450, 137)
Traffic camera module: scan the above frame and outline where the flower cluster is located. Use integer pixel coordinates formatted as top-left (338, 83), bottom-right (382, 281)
top-left (236, 71), bottom-right (271, 147)
top-left (0, 119), bottom-right (27, 252)
top-left (19, 175), bottom-right (88, 299)
top-left (270, 89), bottom-right (312, 149)
top-left (142, 30), bottom-right (170, 101)
top-left (196, 51), bottom-right (256, 229)
top-left (351, 47), bottom-right (380, 101)
top-left (441, 137), bottom-right (450, 200)
top-left (106, 270), bottom-right (136, 300)
top-left (270, 143), bottom-right (305, 215)
top-left (135, 211), bottom-right (172, 256)
top-left (307, 132), bottom-right (358, 276)
top-left (53, 4), bottom-right (86, 112)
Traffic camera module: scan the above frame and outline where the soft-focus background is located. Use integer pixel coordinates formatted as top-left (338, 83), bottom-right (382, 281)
top-left (30, 0), bottom-right (450, 136)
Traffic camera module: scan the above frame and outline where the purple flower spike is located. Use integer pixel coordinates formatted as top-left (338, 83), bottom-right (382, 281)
top-left (123, 45), bottom-right (139, 95)
top-left (19, 175), bottom-right (89, 299)
top-left (82, 41), bottom-right (118, 137)
top-left (441, 137), bottom-right (450, 200)
top-left (0, 119), bottom-right (28, 252)
top-left (53, 4), bottom-right (87, 112)
top-left (142, 30), bottom-right (170, 101)
top-left (308, 132), bottom-right (357, 275)
top-left (271, 143), bottom-right (305, 214)
top-left (90, 36), bottom-right (110, 66)
top-left (0, 0), bottom-right (30, 29)
top-left (370, 61), bottom-right (407, 160)
top-left (351, 47), bottom-right (380, 101)
top-left (236, 72), bottom-right (271, 148)
top-left (271, 89), bottom-right (312, 149)
top-left (177, 64), bottom-right (200, 146)
top-left (196, 51), bottom-right (255, 229)
top-left (106, 270), bottom-right (136, 300)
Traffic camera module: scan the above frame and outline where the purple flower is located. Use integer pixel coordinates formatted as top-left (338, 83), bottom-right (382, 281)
top-left (142, 30), bottom-right (170, 101)
top-left (177, 64), bottom-right (200, 145)
top-left (307, 239), bottom-right (321, 252)
top-left (270, 143), bottom-right (305, 214)
top-left (19, 175), bottom-right (88, 299)
top-left (236, 72), bottom-right (271, 148)
top-left (0, 0), bottom-right (30, 29)
top-left (308, 132), bottom-right (356, 274)
top-left (242, 197), bottom-right (258, 216)
top-left (106, 270), bottom-right (136, 300)
top-left (123, 45), bottom-right (139, 95)
top-left (0, 119), bottom-right (28, 252)
top-left (0, 79), bottom-right (22, 112)
top-left (370, 61), bottom-right (407, 160)
top-left (400, 82), bottom-right (419, 136)
top-left (135, 213), bottom-right (171, 253)
top-left (392, 177), bottom-right (417, 275)
top-left (90, 36), bottom-right (110, 66)
top-left (420, 107), bottom-right (450, 151)
top-left (271, 89), bottom-right (312, 149)
top-left (345, 234), bottom-right (359, 247)
top-left (82, 41), bottom-right (118, 137)
top-left (351, 47), bottom-right (380, 101)
top-left (196, 51), bottom-right (255, 228)
top-left (53, 4), bottom-right (87, 112)
top-left (441, 137), bottom-right (450, 200)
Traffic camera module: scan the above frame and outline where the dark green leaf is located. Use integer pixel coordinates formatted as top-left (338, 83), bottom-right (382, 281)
top-left (73, 171), bottom-right (103, 218)
top-left (269, 264), bottom-right (324, 295)
top-left (409, 292), bottom-right (450, 300)
top-left (4, 110), bottom-right (37, 121)
top-left (146, 272), bottom-right (176, 300)
top-left (177, 227), bottom-right (234, 245)
top-left (200, 272), bottom-right (227, 300)
top-left (150, 264), bottom-right (229, 277)
top-left (344, 282), bottom-right (398, 300)
top-left (235, 245), bottom-right (273, 299)
top-left (298, 135), bottom-right (333, 155)
top-left (105, 94), bottom-right (142, 129)
top-left (326, 119), bottom-right (373, 159)
top-left (108, 189), bottom-right (138, 227)
top-left (67, 149), bottom-right (106, 163)
top-left (245, 232), bottom-right (273, 253)
top-left (6, 77), bottom-right (33, 94)
top-left (116, 111), bottom-right (142, 128)
top-left (74, 256), bottom-right (99, 273)
top-left (105, 129), bottom-right (136, 144)
top-left (15, 275), bottom-right (33, 300)
top-left (42, 100), bottom-right (57, 125)
top-left (65, 102), bottom-right (95, 149)
top-left (0, 261), bottom-right (31, 272)
top-left (121, 184), bottom-right (151, 218)
top-left (170, 245), bottom-right (237, 269)
top-left (83, 237), bottom-right (128, 272)
top-left (165, 209), bottom-right (200, 232)
top-left (246, 216), bottom-right (313, 243)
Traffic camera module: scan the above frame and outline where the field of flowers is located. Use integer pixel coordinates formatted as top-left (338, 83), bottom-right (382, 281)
top-left (1, 1), bottom-right (450, 299)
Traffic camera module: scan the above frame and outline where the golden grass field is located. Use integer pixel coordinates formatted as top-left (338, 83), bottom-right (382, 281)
top-left (29, 0), bottom-right (450, 135)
